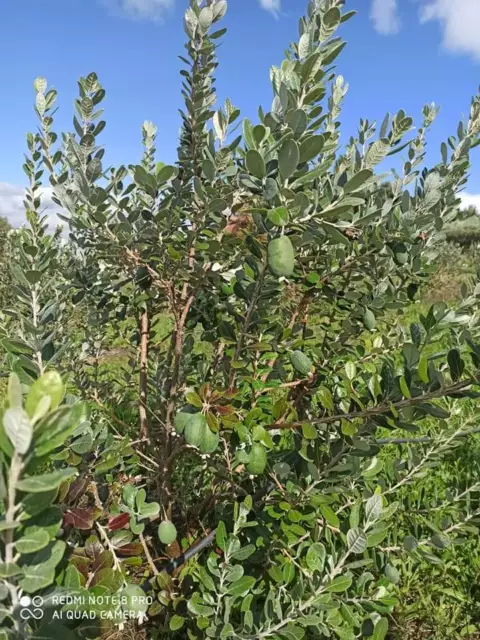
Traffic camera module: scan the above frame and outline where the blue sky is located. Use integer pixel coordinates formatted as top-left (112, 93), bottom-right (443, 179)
top-left (0, 0), bottom-right (479, 226)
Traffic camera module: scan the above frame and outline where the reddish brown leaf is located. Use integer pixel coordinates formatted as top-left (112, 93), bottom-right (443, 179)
top-left (198, 383), bottom-right (211, 401)
top-left (108, 512), bottom-right (131, 532)
top-left (65, 477), bottom-right (89, 505)
top-left (85, 538), bottom-right (104, 560)
top-left (69, 553), bottom-right (91, 578)
top-left (64, 508), bottom-right (96, 530)
top-left (165, 540), bottom-right (181, 559)
top-left (116, 543), bottom-right (143, 557)
top-left (92, 550), bottom-right (114, 572)
top-left (90, 568), bottom-right (123, 590)
top-left (216, 405), bottom-right (234, 416)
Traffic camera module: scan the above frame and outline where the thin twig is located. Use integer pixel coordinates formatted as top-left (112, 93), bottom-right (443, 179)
top-left (228, 262), bottom-right (267, 389)
top-left (91, 390), bottom-right (132, 432)
top-left (96, 522), bottom-right (122, 573)
top-left (139, 533), bottom-right (159, 576)
top-left (139, 306), bottom-right (150, 441)
top-left (375, 427), bottom-right (480, 445)
top-left (165, 444), bottom-right (192, 471)
top-left (267, 377), bottom-right (478, 431)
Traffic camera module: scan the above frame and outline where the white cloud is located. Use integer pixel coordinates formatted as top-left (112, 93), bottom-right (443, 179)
top-left (259, 0), bottom-right (281, 16)
top-left (369, 0), bottom-right (480, 62)
top-left (419, 0), bottom-right (480, 61)
top-left (0, 183), bottom-right (63, 230)
top-left (370, 0), bottom-right (400, 35)
top-left (102, 0), bottom-right (174, 21)
top-left (103, 0), bottom-right (280, 21)
top-left (461, 192), bottom-right (480, 212)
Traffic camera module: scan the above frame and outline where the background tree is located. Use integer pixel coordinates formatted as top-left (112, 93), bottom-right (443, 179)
top-left (457, 204), bottom-right (479, 220)
top-left (0, 216), bottom-right (11, 238)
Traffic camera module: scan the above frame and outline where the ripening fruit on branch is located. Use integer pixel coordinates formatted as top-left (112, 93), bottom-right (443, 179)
top-left (290, 350), bottom-right (314, 376)
top-left (363, 308), bottom-right (376, 331)
top-left (174, 411), bottom-right (193, 435)
top-left (199, 426), bottom-right (220, 454)
top-left (246, 443), bottom-right (267, 475)
top-left (184, 413), bottom-right (208, 448)
top-left (267, 236), bottom-right (295, 277)
top-left (158, 520), bottom-right (177, 545)
top-left (180, 412), bottom-right (220, 454)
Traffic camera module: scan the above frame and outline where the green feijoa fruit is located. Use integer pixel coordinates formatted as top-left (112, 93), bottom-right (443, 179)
top-left (158, 520), bottom-right (177, 545)
top-left (174, 410), bottom-right (195, 435)
top-left (290, 350), bottom-right (313, 376)
top-left (363, 309), bottom-right (376, 331)
top-left (267, 236), bottom-right (295, 277)
top-left (121, 585), bottom-right (149, 614)
top-left (247, 443), bottom-right (267, 475)
top-left (184, 413), bottom-right (207, 448)
top-left (199, 427), bottom-right (220, 454)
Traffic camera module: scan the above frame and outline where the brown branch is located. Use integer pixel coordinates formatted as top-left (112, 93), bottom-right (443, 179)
top-left (256, 365), bottom-right (313, 402)
top-left (229, 262), bottom-right (267, 389)
top-left (123, 246), bottom-right (168, 291)
top-left (132, 444), bottom-right (160, 470)
top-left (112, 434), bottom-right (159, 468)
top-left (165, 444), bottom-right (191, 472)
top-left (267, 377), bottom-right (478, 431)
top-left (159, 290), bottom-right (195, 513)
top-left (96, 523), bottom-right (122, 572)
top-left (260, 378), bottom-right (312, 394)
top-left (190, 490), bottom-right (216, 522)
top-left (289, 290), bottom-right (313, 330)
top-left (164, 292), bottom-right (195, 446)
top-left (139, 306), bottom-right (150, 441)
top-left (209, 341), bottom-right (225, 382)
top-left (375, 427), bottom-right (480, 446)
top-left (139, 533), bottom-right (159, 576)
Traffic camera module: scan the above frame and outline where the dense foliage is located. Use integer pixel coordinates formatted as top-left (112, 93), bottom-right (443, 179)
top-left (445, 212), bottom-right (480, 246)
top-left (1, 1), bottom-right (480, 638)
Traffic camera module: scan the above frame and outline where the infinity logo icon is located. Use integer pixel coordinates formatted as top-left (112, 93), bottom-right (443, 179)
top-left (19, 595), bottom-right (44, 620)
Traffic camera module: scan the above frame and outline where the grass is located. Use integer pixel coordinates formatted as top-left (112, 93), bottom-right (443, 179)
top-left (387, 247), bottom-right (480, 638)
top-left (422, 242), bottom-right (479, 303)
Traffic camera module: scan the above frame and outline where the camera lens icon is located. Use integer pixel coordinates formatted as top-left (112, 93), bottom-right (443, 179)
top-left (19, 595), bottom-right (44, 620)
